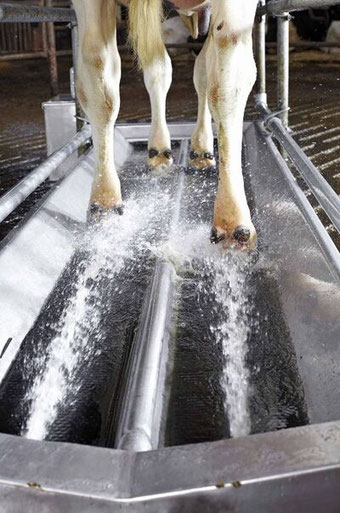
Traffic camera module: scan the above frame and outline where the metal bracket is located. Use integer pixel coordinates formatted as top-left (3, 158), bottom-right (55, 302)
top-left (262, 107), bottom-right (291, 133)
top-left (273, 12), bottom-right (294, 20)
top-left (75, 115), bottom-right (90, 125)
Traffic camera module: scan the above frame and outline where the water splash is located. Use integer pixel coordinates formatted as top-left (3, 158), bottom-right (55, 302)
top-left (156, 224), bottom-right (254, 438)
top-left (212, 254), bottom-right (252, 438)
top-left (23, 190), bottom-right (170, 440)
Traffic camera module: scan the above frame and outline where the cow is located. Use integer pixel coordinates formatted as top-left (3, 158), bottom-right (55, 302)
top-left (72, 0), bottom-right (258, 249)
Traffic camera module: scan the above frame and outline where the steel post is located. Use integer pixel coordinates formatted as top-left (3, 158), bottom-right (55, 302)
top-left (255, 0), bottom-right (267, 105)
top-left (45, 0), bottom-right (59, 96)
top-left (277, 13), bottom-right (290, 127)
top-left (71, 22), bottom-right (88, 136)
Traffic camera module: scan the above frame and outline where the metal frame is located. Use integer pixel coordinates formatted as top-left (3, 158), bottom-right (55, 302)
top-left (254, 0), bottom-right (340, 239)
top-left (0, 125), bottom-right (91, 224)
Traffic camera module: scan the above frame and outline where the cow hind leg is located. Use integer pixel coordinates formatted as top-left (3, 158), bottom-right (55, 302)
top-left (143, 50), bottom-right (173, 168)
top-left (208, 0), bottom-right (258, 249)
top-left (189, 42), bottom-right (216, 171)
top-left (73, 0), bottom-right (122, 215)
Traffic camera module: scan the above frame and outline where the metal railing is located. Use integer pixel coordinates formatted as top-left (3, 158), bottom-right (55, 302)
top-left (254, 0), bottom-right (340, 249)
top-left (0, 2), bottom-right (76, 23)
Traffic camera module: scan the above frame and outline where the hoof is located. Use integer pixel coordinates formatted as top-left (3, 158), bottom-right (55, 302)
top-left (88, 202), bottom-right (124, 223)
top-left (233, 226), bottom-right (250, 244)
top-left (148, 148), bottom-right (173, 168)
top-left (189, 149), bottom-right (216, 171)
top-left (210, 225), bottom-right (256, 250)
top-left (210, 227), bottom-right (226, 245)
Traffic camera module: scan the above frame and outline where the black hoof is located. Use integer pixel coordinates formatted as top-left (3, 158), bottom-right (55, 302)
top-left (204, 152), bottom-right (214, 160)
top-left (190, 150), bottom-right (199, 160)
top-left (88, 203), bottom-right (124, 222)
top-left (163, 149), bottom-right (173, 160)
top-left (114, 204), bottom-right (124, 216)
top-left (148, 148), bottom-right (159, 159)
top-left (233, 226), bottom-right (250, 243)
top-left (89, 203), bottom-right (104, 220)
top-left (210, 227), bottom-right (226, 245)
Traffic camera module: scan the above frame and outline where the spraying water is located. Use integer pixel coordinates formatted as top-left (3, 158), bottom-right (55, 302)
top-left (212, 254), bottom-right (252, 438)
top-left (22, 160), bottom-right (254, 442)
top-left (154, 224), bottom-right (254, 439)
top-left (23, 188), bottom-right (171, 440)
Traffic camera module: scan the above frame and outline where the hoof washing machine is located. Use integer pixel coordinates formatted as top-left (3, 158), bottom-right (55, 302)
top-left (0, 1), bottom-right (340, 511)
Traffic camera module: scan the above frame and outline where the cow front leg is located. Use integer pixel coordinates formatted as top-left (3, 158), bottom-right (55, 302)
top-left (189, 41), bottom-right (216, 171)
top-left (208, 0), bottom-right (258, 249)
top-left (73, 0), bottom-right (122, 215)
top-left (143, 50), bottom-right (173, 168)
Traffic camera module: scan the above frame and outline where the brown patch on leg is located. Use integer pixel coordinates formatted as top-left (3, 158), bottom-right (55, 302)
top-left (102, 85), bottom-right (115, 123)
top-left (217, 33), bottom-right (239, 49)
top-left (209, 84), bottom-right (219, 107)
top-left (94, 57), bottom-right (104, 72)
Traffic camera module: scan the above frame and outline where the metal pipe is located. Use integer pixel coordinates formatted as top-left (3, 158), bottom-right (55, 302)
top-left (277, 13), bottom-right (290, 127)
top-left (0, 3), bottom-right (76, 23)
top-left (71, 23), bottom-right (87, 133)
top-left (255, 98), bottom-right (340, 238)
top-left (0, 126), bottom-right (91, 224)
top-left (115, 261), bottom-right (175, 452)
top-left (255, 0), bottom-right (267, 104)
top-left (258, 0), bottom-right (340, 16)
top-left (0, 50), bottom-right (72, 61)
top-left (262, 127), bottom-right (340, 280)
top-left (115, 140), bottom-right (188, 452)
top-left (45, 0), bottom-right (59, 96)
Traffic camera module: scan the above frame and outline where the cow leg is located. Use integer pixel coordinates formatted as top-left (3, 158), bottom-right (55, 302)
top-left (72, 0), bottom-right (122, 214)
top-left (189, 42), bottom-right (216, 171)
top-left (208, 0), bottom-right (258, 248)
top-left (143, 49), bottom-right (173, 168)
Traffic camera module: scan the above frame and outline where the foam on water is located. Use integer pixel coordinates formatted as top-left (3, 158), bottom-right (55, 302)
top-left (23, 189), bottom-right (170, 440)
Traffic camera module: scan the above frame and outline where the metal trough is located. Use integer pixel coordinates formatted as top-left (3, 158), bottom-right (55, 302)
top-left (0, 113), bottom-right (339, 511)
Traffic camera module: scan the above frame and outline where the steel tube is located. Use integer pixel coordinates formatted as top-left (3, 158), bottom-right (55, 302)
top-left (0, 3), bottom-right (76, 23)
top-left (258, 0), bottom-right (340, 16)
top-left (115, 140), bottom-right (188, 452)
top-left (115, 261), bottom-right (175, 452)
top-left (0, 125), bottom-right (91, 224)
top-left (45, 0), bottom-right (59, 96)
top-left (255, 0), bottom-right (267, 103)
top-left (277, 13), bottom-right (290, 127)
top-left (0, 50), bottom-right (72, 61)
top-left (264, 129), bottom-right (340, 280)
top-left (255, 99), bottom-right (340, 239)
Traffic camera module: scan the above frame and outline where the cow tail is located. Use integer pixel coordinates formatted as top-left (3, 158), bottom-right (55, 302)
top-left (128, 0), bottom-right (164, 69)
